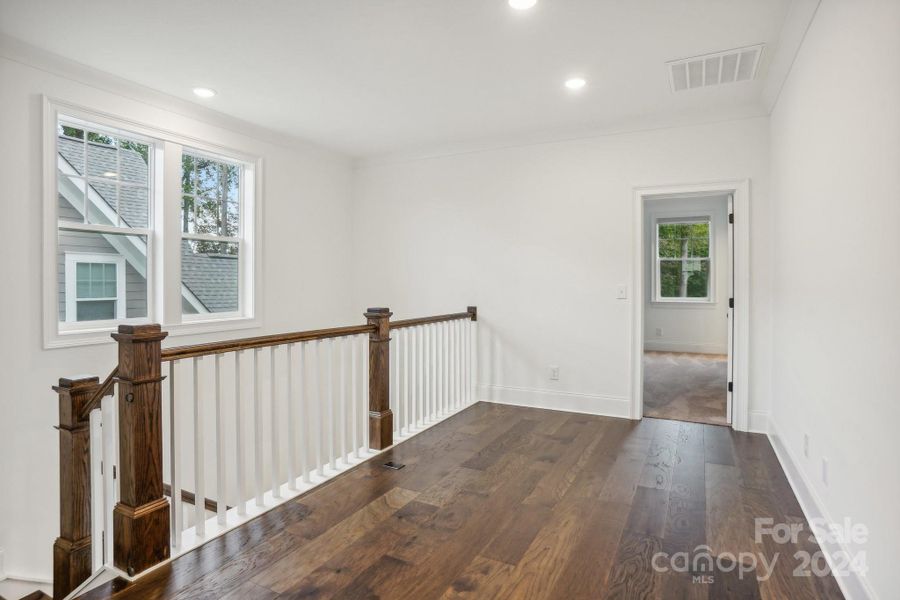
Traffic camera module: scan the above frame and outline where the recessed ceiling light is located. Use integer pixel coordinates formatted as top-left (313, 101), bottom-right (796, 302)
top-left (565, 77), bottom-right (587, 90)
top-left (192, 87), bottom-right (217, 98)
top-left (509, 0), bottom-right (537, 10)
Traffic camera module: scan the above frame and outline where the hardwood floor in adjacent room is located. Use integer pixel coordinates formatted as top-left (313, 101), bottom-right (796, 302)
top-left (643, 351), bottom-right (729, 425)
top-left (92, 403), bottom-right (843, 600)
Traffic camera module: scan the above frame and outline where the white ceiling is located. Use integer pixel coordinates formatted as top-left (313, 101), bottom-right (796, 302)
top-left (0, 0), bottom-right (798, 157)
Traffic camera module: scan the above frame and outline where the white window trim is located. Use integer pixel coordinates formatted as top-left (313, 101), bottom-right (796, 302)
top-left (652, 215), bottom-right (715, 304)
top-left (43, 96), bottom-right (264, 349)
top-left (64, 253), bottom-right (127, 323)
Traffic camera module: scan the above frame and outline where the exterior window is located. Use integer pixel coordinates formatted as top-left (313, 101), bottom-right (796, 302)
top-left (56, 122), bottom-right (150, 327)
top-left (46, 102), bottom-right (259, 347)
top-left (181, 152), bottom-right (242, 316)
top-left (65, 254), bottom-right (126, 322)
top-left (655, 218), bottom-right (712, 301)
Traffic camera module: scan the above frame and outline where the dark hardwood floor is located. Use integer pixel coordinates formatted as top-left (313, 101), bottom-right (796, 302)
top-left (88, 403), bottom-right (844, 599)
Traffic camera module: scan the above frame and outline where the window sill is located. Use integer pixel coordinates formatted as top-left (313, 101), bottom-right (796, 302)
top-left (45, 316), bottom-right (261, 349)
top-left (649, 300), bottom-right (718, 309)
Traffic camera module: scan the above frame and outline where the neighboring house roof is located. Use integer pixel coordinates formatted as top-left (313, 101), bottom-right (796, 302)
top-left (181, 242), bottom-right (239, 313)
top-left (58, 136), bottom-right (238, 314)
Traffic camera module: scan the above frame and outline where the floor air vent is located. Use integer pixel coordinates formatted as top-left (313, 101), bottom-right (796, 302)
top-left (667, 44), bottom-right (763, 92)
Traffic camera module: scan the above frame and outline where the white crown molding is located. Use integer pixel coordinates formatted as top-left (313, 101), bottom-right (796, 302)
top-left (761, 0), bottom-right (822, 112)
top-left (0, 33), bottom-right (350, 163)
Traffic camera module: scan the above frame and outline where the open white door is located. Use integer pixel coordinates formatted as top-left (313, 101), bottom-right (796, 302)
top-left (726, 194), bottom-right (735, 424)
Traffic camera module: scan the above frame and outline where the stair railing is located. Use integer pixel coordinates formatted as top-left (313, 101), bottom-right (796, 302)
top-left (51, 306), bottom-right (477, 599)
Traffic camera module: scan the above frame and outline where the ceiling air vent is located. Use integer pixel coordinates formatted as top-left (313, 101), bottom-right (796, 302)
top-left (667, 44), bottom-right (764, 92)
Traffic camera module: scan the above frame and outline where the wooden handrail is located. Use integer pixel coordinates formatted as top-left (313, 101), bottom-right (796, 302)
top-left (160, 323), bottom-right (377, 361)
top-left (390, 307), bottom-right (477, 329)
top-left (78, 366), bottom-right (118, 422)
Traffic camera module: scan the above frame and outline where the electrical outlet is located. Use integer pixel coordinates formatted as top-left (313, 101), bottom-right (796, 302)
top-left (655, 327), bottom-right (663, 337)
top-left (803, 433), bottom-right (810, 458)
top-left (549, 365), bottom-right (560, 381)
top-left (821, 457), bottom-right (829, 486)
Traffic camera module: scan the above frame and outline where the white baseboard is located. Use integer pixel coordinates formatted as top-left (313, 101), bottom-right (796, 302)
top-left (643, 340), bottom-right (728, 354)
top-left (767, 420), bottom-right (877, 600)
top-left (478, 383), bottom-right (631, 419)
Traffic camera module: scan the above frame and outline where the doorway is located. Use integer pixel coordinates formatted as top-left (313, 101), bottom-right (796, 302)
top-left (631, 181), bottom-right (750, 430)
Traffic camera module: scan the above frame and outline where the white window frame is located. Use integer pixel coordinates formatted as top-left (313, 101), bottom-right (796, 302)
top-left (653, 215), bottom-right (714, 304)
top-left (65, 253), bottom-right (127, 323)
top-left (43, 97), bottom-right (263, 348)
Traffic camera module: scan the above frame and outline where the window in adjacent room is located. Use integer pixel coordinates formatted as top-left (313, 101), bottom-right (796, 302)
top-left (655, 218), bottom-right (712, 302)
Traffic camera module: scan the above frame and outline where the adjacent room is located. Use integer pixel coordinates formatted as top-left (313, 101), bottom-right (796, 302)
top-left (1, 1), bottom-right (897, 599)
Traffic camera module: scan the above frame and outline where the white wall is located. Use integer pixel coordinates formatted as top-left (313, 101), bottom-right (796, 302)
top-left (768, 1), bottom-right (900, 598)
top-left (0, 52), bottom-right (357, 582)
top-left (643, 195), bottom-right (729, 355)
top-left (352, 117), bottom-right (771, 420)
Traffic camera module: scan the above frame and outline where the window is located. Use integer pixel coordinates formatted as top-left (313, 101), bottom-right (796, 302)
top-left (45, 100), bottom-right (259, 347)
top-left (655, 218), bottom-right (712, 302)
top-left (181, 152), bottom-right (241, 317)
top-left (65, 254), bottom-right (126, 322)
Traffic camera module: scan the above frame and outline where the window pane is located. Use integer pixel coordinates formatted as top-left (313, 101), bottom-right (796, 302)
top-left (658, 238), bottom-right (681, 258)
top-left (659, 259), bottom-right (710, 299)
top-left (689, 236), bottom-right (709, 258)
top-left (58, 134), bottom-right (85, 176)
top-left (87, 180), bottom-right (118, 225)
top-left (58, 174), bottom-right (86, 223)
top-left (86, 134), bottom-right (118, 179)
top-left (658, 224), bottom-right (678, 239)
top-left (686, 260), bottom-right (710, 298)
top-left (659, 260), bottom-right (683, 297)
top-left (118, 140), bottom-right (150, 182)
top-left (58, 230), bottom-right (147, 323)
top-left (77, 300), bottom-right (116, 321)
top-left (181, 240), bottom-right (239, 315)
top-left (182, 152), bottom-right (241, 239)
top-left (119, 185), bottom-right (149, 228)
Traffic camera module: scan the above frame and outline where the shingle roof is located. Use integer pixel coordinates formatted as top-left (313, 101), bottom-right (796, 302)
top-left (181, 241), bottom-right (239, 313)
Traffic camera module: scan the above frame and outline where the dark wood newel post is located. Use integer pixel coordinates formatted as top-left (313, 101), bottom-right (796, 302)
top-left (53, 376), bottom-right (101, 599)
top-left (112, 324), bottom-right (170, 576)
top-left (365, 308), bottom-right (393, 450)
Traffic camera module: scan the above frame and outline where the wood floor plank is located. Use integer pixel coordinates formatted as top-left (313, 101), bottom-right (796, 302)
top-left (440, 555), bottom-right (516, 599)
top-left (110, 404), bottom-right (842, 600)
top-left (251, 487), bottom-right (418, 593)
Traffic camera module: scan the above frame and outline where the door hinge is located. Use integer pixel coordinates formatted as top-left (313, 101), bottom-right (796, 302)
top-left (729, 298), bottom-right (734, 309)
top-left (727, 381), bottom-right (734, 393)
top-left (728, 213), bottom-right (734, 224)
top-left (113, 465), bottom-right (117, 479)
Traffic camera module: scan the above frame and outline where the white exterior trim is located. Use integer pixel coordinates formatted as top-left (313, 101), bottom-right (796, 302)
top-left (631, 180), bottom-right (751, 431)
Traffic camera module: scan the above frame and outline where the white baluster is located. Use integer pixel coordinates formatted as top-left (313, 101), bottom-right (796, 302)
top-left (102, 389), bottom-right (117, 562)
top-left (253, 348), bottom-right (264, 507)
top-left (311, 340), bottom-right (323, 474)
top-left (430, 323), bottom-right (437, 421)
top-left (472, 319), bottom-right (478, 404)
top-left (456, 320), bottom-right (462, 409)
top-left (192, 357), bottom-right (205, 536)
top-left (449, 321), bottom-right (456, 411)
top-left (326, 338), bottom-right (336, 471)
top-left (363, 334), bottom-right (370, 452)
top-left (416, 326), bottom-right (423, 428)
top-left (270, 346), bottom-right (281, 499)
top-left (403, 328), bottom-right (410, 435)
top-left (300, 342), bottom-right (311, 484)
top-left (392, 332), bottom-right (400, 436)
top-left (234, 352), bottom-right (246, 516)
top-left (168, 360), bottom-right (183, 547)
top-left (351, 336), bottom-right (360, 459)
top-left (339, 336), bottom-right (348, 464)
top-left (287, 344), bottom-right (297, 491)
top-left (214, 354), bottom-right (226, 526)
top-left (89, 408), bottom-right (103, 569)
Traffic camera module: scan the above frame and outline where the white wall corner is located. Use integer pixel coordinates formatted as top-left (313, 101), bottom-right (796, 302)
top-left (478, 384), bottom-right (631, 420)
top-left (767, 421), bottom-right (878, 600)
top-left (761, 0), bottom-right (822, 111)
